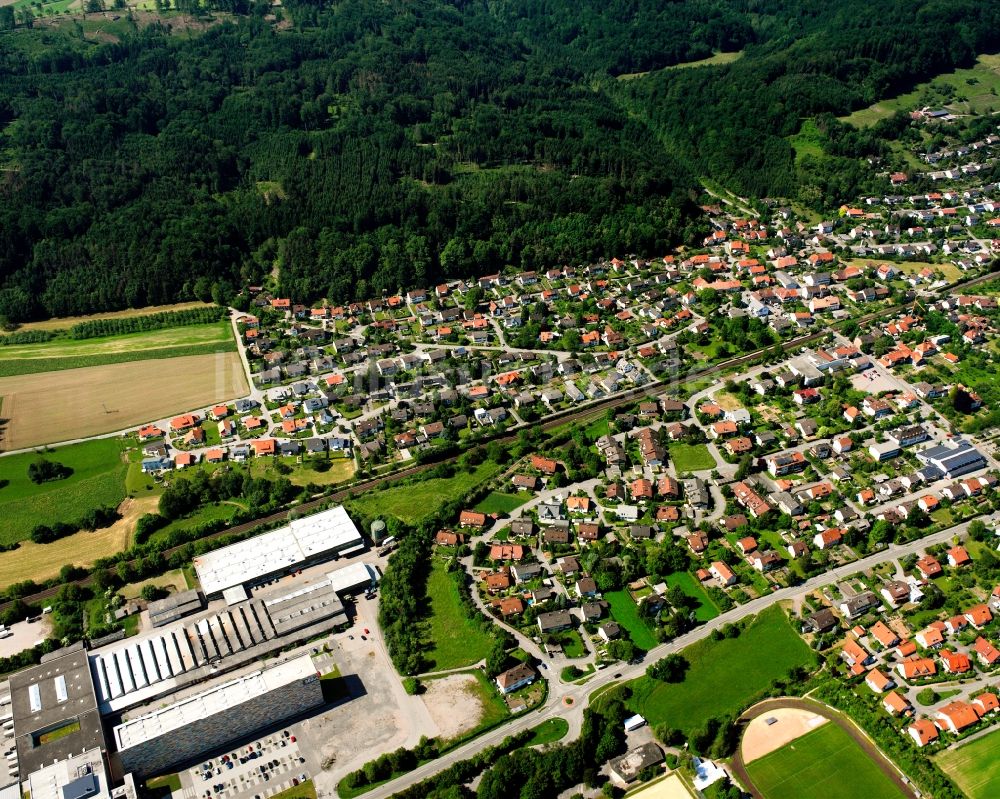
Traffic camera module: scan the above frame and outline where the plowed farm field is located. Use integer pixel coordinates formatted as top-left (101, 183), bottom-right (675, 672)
top-left (0, 352), bottom-right (248, 449)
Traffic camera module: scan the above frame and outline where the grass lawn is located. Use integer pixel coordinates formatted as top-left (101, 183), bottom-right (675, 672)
top-left (524, 718), bottom-right (569, 747)
top-left (557, 628), bottom-right (587, 658)
top-left (0, 438), bottom-right (127, 545)
top-left (422, 558), bottom-right (495, 671)
top-left (668, 50), bottom-right (743, 70)
top-left (123, 614), bottom-right (140, 636)
top-left (840, 53), bottom-right (1000, 127)
top-left (584, 416), bottom-right (610, 440)
top-left (37, 720), bottom-right (80, 744)
top-left (18, 304), bottom-right (215, 330)
top-left (147, 502), bottom-right (242, 545)
top-left (605, 589), bottom-right (659, 650)
top-left (930, 506), bottom-right (955, 526)
top-left (788, 118), bottom-right (827, 165)
top-left (265, 780), bottom-right (317, 799)
top-left (665, 571), bottom-right (720, 621)
top-left (847, 258), bottom-right (961, 283)
top-left (0, 322), bottom-right (236, 376)
top-left (475, 491), bottom-right (529, 515)
top-left (348, 461), bottom-right (501, 525)
top-left (250, 457), bottom-right (355, 488)
top-left (747, 722), bottom-right (905, 799)
top-left (144, 773), bottom-right (182, 799)
top-left (669, 443), bottom-right (716, 473)
top-left (125, 451), bottom-right (166, 496)
top-left (201, 423), bottom-right (221, 447)
top-left (120, 569), bottom-right (188, 600)
top-left (677, 376), bottom-right (717, 399)
top-left (10, 0), bottom-right (79, 14)
top-left (935, 726), bottom-right (1000, 799)
top-left (617, 606), bottom-right (815, 735)
top-left (617, 50), bottom-right (743, 80)
top-left (85, 596), bottom-right (111, 633)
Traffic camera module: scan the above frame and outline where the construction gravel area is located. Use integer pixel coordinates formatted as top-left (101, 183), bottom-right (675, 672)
top-left (420, 673), bottom-right (486, 741)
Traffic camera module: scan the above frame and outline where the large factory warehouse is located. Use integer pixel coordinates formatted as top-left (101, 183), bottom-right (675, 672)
top-left (193, 506), bottom-right (365, 599)
top-left (0, 505), bottom-right (371, 799)
top-left (113, 656), bottom-right (322, 778)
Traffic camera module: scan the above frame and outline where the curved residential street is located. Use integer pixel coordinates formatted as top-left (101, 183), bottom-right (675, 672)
top-left (317, 511), bottom-right (997, 799)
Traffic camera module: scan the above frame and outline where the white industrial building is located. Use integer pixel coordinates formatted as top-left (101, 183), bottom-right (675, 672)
top-left (27, 750), bottom-right (112, 799)
top-left (193, 506), bottom-right (365, 598)
top-left (326, 563), bottom-right (379, 596)
top-left (90, 582), bottom-right (346, 714)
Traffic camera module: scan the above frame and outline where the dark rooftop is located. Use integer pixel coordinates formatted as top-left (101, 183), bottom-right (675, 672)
top-left (10, 647), bottom-right (106, 778)
top-left (146, 589), bottom-right (205, 629)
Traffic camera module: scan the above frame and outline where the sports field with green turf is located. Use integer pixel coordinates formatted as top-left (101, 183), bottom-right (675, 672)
top-left (935, 726), bottom-right (1000, 799)
top-left (747, 722), bottom-right (905, 799)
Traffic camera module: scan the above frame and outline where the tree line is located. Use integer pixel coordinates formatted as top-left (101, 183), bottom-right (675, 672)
top-left (66, 306), bottom-right (227, 340)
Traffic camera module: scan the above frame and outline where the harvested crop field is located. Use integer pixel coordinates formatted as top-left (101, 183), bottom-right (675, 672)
top-left (0, 352), bottom-right (249, 449)
top-left (0, 496), bottom-right (156, 588)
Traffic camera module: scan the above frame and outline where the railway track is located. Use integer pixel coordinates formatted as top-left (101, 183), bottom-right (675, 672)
top-left (4, 269), bottom-right (996, 615)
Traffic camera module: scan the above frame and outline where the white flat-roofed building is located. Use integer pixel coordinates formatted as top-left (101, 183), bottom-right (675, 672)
top-left (263, 581), bottom-right (347, 636)
top-left (326, 563), bottom-right (379, 596)
top-left (194, 506), bottom-right (364, 598)
top-left (113, 656), bottom-right (321, 778)
top-left (26, 749), bottom-right (116, 799)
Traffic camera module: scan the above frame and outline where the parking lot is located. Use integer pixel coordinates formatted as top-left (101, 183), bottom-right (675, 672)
top-left (178, 729), bottom-right (312, 799)
top-left (155, 572), bottom-right (424, 799)
top-left (307, 597), bottom-right (441, 798)
top-left (167, 593), bottom-right (424, 799)
top-left (0, 616), bottom-right (51, 659)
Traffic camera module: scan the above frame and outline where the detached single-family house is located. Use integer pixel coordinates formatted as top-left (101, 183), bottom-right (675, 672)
top-left (496, 663), bottom-right (537, 695)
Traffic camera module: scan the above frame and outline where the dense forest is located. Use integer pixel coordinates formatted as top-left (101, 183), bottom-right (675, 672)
top-left (620, 0), bottom-right (1000, 198)
top-left (0, 0), bottom-right (998, 321)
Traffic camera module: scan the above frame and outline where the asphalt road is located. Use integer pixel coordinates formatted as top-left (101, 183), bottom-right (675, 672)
top-left (0, 318), bottom-right (838, 613)
top-left (351, 512), bottom-right (995, 799)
